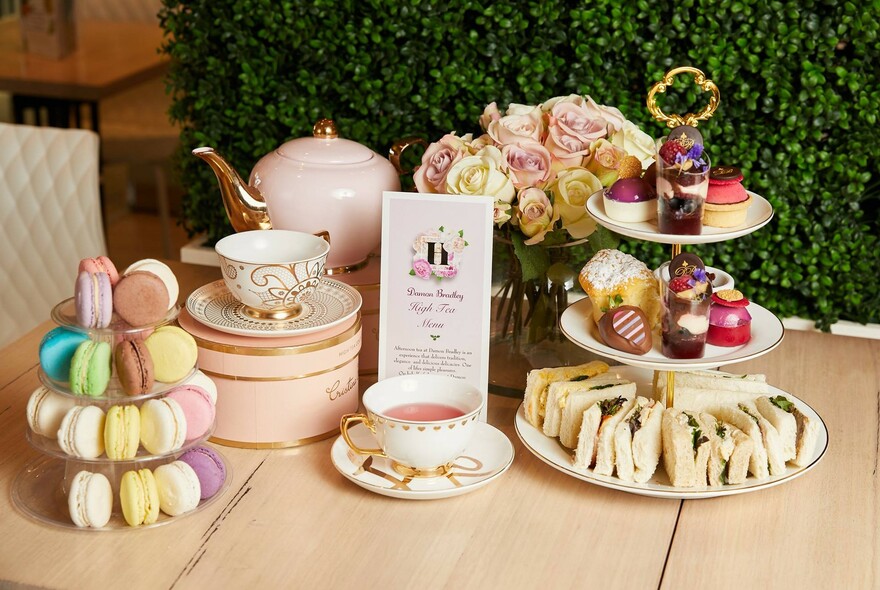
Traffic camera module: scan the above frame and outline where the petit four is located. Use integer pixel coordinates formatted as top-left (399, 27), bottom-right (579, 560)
top-left (104, 405), bottom-right (141, 460)
top-left (166, 385), bottom-right (216, 441)
top-left (144, 326), bottom-right (198, 383)
top-left (707, 289), bottom-right (752, 347)
top-left (26, 386), bottom-right (74, 438)
top-left (154, 461), bottom-right (201, 516)
top-left (661, 253), bottom-right (712, 359)
top-left (179, 446), bottom-right (227, 500)
top-left (579, 249), bottom-right (661, 329)
top-left (120, 468), bottom-right (160, 526)
top-left (57, 405), bottom-right (106, 459)
top-left (115, 340), bottom-right (155, 395)
top-left (655, 125), bottom-right (710, 234)
top-left (140, 398), bottom-right (187, 455)
top-left (597, 305), bottom-right (652, 355)
top-left (69, 340), bottom-right (112, 396)
top-left (68, 471), bottom-right (112, 528)
top-left (602, 177), bottom-right (657, 223)
top-left (704, 166), bottom-right (752, 227)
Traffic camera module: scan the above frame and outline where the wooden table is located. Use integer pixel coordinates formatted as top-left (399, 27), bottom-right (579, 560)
top-left (0, 18), bottom-right (168, 129)
top-left (0, 261), bottom-right (876, 589)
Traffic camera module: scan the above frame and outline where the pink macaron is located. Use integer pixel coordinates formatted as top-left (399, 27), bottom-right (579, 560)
top-left (165, 385), bottom-right (215, 441)
top-left (78, 256), bottom-right (120, 286)
top-left (75, 271), bottom-right (113, 329)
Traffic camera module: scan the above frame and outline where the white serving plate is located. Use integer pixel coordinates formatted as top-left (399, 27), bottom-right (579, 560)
top-left (514, 365), bottom-right (828, 500)
top-left (586, 191), bottom-right (773, 245)
top-left (560, 298), bottom-right (784, 371)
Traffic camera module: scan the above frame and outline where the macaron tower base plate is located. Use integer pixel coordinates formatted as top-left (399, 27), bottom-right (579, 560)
top-left (12, 447), bottom-right (231, 531)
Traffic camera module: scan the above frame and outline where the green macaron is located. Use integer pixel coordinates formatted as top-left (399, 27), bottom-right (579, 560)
top-left (70, 341), bottom-right (112, 397)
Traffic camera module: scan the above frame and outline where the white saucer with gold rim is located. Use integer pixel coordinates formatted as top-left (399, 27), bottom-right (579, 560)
top-left (187, 279), bottom-right (361, 338)
top-left (331, 421), bottom-right (514, 500)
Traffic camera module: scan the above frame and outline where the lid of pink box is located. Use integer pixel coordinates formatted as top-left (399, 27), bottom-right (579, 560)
top-left (178, 308), bottom-right (358, 349)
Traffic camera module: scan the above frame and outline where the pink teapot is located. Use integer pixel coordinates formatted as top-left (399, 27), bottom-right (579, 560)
top-left (194, 120), bottom-right (422, 272)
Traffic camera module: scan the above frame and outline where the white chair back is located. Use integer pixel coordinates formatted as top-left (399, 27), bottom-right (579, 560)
top-left (0, 123), bottom-right (105, 348)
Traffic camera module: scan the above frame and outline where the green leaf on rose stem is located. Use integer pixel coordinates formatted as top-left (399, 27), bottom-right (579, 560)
top-left (439, 226), bottom-right (445, 232)
top-left (511, 232), bottom-right (551, 282)
top-left (459, 230), bottom-right (464, 237)
top-left (585, 226), bottom-right (620, 256)
top-left (409, 269), bottom-right (416, 276)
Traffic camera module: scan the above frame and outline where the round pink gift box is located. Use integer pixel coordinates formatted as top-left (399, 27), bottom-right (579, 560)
top-left (179, 309), bottom-right (361, 448)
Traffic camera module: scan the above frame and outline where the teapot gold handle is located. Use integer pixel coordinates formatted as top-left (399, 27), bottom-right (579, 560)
top-left (389, 136), bottom-right (428, 175)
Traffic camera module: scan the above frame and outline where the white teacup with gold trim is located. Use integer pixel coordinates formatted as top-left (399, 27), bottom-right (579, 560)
top-left (215, 229), bottom-right (330, 320)
top-left (341, 374), bottom-right (483, 477)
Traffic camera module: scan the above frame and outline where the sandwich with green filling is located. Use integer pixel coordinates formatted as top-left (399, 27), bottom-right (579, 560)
top-left (542, 375), bottom-right (631, 438)
top-left (712, 403), bottom-right (786, 479)
top-left (661, 408), bottom-right (712, 487)
top-left (573, 395), bottom-right (636, 471)
top-left (704, 415), bottom-right (754, 486)
top-left (558, 380), bottom-right (636, 448)
top-left (613, 396), bottom-right (664, 483)
top-left (523, 361), bottom-right (609, 429)
top-left (755, 395), bottom-right (819, 467)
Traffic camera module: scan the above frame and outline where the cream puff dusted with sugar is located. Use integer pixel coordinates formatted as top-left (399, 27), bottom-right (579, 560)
top-left (578, 249), bottom-right (661, 329)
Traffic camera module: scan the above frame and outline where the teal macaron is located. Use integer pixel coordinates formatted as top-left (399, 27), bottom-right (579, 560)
top-left (39, 327), bottom-right (89, 382)
top-left (69, 340), bottom-right (112, 397)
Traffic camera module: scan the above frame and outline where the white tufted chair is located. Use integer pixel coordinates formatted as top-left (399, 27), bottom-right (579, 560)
top-left (0, 123), bottom-right (106, 348)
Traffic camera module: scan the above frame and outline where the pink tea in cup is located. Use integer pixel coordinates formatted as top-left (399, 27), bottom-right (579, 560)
top-left (384, 403), bottom-right (465, 421)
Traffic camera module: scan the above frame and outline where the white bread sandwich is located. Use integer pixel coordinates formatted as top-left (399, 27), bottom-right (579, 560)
top-left (756, 395), bottom-right (819, 467)
top-left (560, 381), bottom-right (636, 449)
top-left (703, 415), bottom-right (754, 486)
top-left (523, 361), bottom-right (609, 428)
top-left (654, 370), bottom-right (769, 410)
top-left (613, 397), bottom-right (664, 483)
top-left (712, 403), bottom-right (786, 479)
top-left (573, 396), bottom-right (636, 470)
top-left (547, 375), bottom-right (633, 440)
top-left (755, 396), bottom-right (797, 462)
top-left (661, 408), bottom-right (711, 487)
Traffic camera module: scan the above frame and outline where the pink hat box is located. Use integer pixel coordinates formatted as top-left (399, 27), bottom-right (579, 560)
top-left (178, 308), bottom-right (362, 449)
top-left (328, 253), bottom-right (379, 379)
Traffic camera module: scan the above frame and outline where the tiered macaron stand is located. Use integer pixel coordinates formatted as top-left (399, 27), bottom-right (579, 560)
top-left (515, 68), bottom-right (829, 499)
top-left (13, 299), bottom-right (231, 530)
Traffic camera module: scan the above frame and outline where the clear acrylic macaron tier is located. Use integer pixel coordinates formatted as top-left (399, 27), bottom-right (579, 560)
top-left (13, 261), bottom-right (232, 531)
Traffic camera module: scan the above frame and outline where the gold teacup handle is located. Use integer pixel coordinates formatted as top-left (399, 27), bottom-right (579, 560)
top-left (340, 413), bottom-right (386, 457)
top-left (389, 136), bottom-right (428, 175)
top-left (646, 66), bottom-right (720, 129)
top-left (314, 230), bottom-right (330, 246)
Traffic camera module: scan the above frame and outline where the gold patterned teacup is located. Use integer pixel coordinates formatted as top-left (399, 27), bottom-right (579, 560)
top-left (341, 374), bottom-right (483, 477)
top-left (215, 229), bottom-right (330, 320)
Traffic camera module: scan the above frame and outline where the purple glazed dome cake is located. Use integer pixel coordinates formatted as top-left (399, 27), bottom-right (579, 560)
top-left (603, 177), bottom-right (657, 223)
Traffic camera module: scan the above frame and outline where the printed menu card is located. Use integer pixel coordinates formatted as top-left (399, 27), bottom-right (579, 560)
top-left (379, 192), bottom-right (494, 415)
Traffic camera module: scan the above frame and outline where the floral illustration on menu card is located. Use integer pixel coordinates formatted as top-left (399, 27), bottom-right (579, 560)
top-left (410, 226), bottom-right (468, 281)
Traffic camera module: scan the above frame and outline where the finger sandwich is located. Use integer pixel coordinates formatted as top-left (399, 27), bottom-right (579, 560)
top-left (755, 395), bottom-right (819, 467)
top-left (613, 397), bottom-right (664, 483)
top-left (523, 361), bottom-right (609, 429)
top-left (573, 395), bottom-right (636, 470)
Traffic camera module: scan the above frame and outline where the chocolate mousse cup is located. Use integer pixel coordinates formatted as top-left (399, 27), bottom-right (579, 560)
top-left (661, 283), bottom-right (712, 359)
top-left (655, 139), bottom-right (710, 235)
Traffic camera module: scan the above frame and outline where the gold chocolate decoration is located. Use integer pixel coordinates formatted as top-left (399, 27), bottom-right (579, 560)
top-left (647, 66), bottom-right (720, 129)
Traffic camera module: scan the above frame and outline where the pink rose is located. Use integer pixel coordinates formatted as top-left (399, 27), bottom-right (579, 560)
top-left (493, 200), bottom-right (512, 226)
top-left (479, 102), bottom-right (502, 132)
top-left (540, 94), bottom-right (585, 112)
top-left (501, 142), bottom-right (553, 189)
top-left (487, 105), bottom-right (544, 145)
top-left (440, 266), bottom-right (458, 279)
top-left (583, 96), bottom-right (627, 135)
top-left (544, 102), bottom-right (607, 167)
top-left (412, 258), bottom-right (432, 279)
top-left (413, 134), bottom-right (471, 194)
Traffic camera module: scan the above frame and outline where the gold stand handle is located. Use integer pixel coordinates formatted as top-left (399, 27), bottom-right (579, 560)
top-left (340, 413), bottom-right (386, 457)
top-left (647, 66), bottom-right (720, 129)
top-left (389, 136), bottom-right (429, 175)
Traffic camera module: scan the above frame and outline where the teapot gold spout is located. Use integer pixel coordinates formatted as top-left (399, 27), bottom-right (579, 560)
top-left (192, 147), bottom-right (272, 233)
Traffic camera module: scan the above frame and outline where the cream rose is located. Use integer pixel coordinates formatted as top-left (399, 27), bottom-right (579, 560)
top-left (549, 167), bottom-right (601, 238)
top-left (540, 94), bottom-right (585, 112)
top-left (413, 133), bottom-right (471, 194)
top-left (515, 187), bottom-right (558, 245)
top-left (487, 105), bottom-right (544, 145)
top-left (445, 146), bottom-right (515, 202)
top-left (585, 138), bottom-right (626, 186)
top-left (493, 200), bottom-right (512, 226)
top-left (611, 121), bottom-right (656, 168)
top-left (502, 142), bottom-right (553, 189)
top-left (479, 102), bottom-right (501, 132)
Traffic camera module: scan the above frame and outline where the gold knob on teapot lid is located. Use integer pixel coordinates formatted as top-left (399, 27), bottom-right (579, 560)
top-left (313, 119), bottom-right (338, 139)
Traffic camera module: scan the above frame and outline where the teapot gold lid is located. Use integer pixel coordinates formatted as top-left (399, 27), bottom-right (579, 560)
top-left (276, 118), bottom-right (373, 165)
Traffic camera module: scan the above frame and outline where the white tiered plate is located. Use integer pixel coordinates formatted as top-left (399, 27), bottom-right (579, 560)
top-left (560, 298), bottom-right (784, 371)
top-left (514, 365), bottom-right (828, 500)
top-left (331, 421), bottom-right (514, 500)
top-left (187, 279), bottom-right (361, 338)
top-left (586, 190), bottom-right (773, 244)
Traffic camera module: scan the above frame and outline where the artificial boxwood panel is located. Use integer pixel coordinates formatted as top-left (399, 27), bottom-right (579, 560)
top-left (160, 0), bottom-right (879, 329)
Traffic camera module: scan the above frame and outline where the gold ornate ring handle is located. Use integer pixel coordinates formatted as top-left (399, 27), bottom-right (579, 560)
top-left (647, 66), bottom-right (720, 129)
top-left (314, 230), bottom-right (331, 246)
top-left (340, 413), bottom-right (386, 457)
top-left (389, 136), bottom-right (428, 175)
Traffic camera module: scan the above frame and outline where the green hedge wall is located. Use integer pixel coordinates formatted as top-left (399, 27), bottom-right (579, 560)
top-left (160, 0), bottom-right (879, 329)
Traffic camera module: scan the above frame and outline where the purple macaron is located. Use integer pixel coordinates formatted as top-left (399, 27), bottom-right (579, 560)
top-left (179, 446), bottom-right (226, 499)
top-left (75, 271), bottom-right (113, 329)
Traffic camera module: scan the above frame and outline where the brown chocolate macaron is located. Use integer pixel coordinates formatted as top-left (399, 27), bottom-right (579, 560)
top-left (115, 340), bottom-right (155, 395)
top-left (113, 271), bottom-right (169, 327)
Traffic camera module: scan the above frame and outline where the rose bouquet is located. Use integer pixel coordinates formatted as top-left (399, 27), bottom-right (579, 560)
top-left (412, 94), bottom-right (656, 350)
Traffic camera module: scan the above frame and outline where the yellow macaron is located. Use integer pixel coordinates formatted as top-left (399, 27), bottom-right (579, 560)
top-left (104, 405), bottom-right (140, 460)
top-left (144, 326), bottom-right (198, 383)
top-left (119, 468), bottom-right (160, 527)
